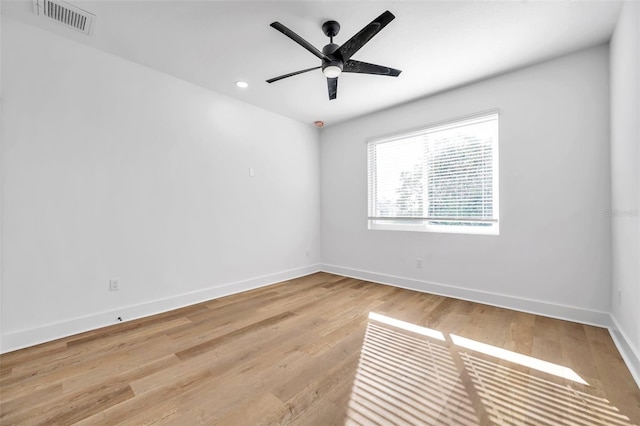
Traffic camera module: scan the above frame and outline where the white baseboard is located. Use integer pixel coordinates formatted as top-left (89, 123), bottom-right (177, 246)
top-left (0, 264), bottom-right (321, 354)
top-left (320, 264), bottom-right (611, 327)
top-left (609, 316), bottom-right (640, 389)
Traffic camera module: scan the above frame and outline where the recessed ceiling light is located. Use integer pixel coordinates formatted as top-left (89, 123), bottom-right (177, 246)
top-left (235, 81), bottom-right (249, 88)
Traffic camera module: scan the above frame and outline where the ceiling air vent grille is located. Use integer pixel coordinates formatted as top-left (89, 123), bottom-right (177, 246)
top-left (33, 0), bottom-right (95, 35)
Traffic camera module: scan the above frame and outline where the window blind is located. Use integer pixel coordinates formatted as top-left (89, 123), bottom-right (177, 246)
top-left (367, 112), bottom-right (499, 233)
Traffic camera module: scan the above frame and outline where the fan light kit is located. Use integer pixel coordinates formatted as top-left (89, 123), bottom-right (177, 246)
top-left (235, 81), bottom-right (249, 88)
top-left (323, 65), bottom-right (342, 79)
top-left (266, 10), bottom-right (401, 100)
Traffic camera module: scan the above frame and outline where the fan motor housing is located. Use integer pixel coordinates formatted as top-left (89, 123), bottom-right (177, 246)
top-left (322, 43), bottom-right (343, 74)
top-left (322, 43), bottom-right (340, 57)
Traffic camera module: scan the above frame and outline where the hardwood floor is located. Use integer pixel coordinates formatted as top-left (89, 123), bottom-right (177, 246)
top-left (1, 272), bottom-right (639, 425)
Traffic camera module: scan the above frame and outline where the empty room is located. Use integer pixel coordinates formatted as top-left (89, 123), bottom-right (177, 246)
top-left (1, 0), bottom-right (639, 424)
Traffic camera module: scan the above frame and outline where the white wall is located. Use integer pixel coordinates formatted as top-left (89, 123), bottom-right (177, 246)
top-left (610, 0), bottom-right (640, 384)
top-left (0, 17), bottom-right (321, 352)
top-left (320, 45), bottom-right (612, 324)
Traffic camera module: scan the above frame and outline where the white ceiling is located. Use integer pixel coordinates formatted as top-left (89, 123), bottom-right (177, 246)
top-left (2, 0), bottom-right (622, 126)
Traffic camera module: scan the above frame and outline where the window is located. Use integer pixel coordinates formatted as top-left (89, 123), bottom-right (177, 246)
top-left (367, 111), bottom-right (499, 234)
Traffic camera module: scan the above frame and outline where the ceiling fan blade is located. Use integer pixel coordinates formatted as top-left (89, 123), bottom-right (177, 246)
top-left (327, 77), bottom-right (338, 100)
top-left (266, 66), bottom-right (322, 83)
top-left (343, 60), bottom-right (401, 76)
top-left (270, 22), bottom-right (329, 61)
top-left (336, 11), bottom-right (395, 61)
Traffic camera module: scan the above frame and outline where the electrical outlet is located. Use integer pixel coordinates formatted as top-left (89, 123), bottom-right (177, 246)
top-left (416, 258), bottom-right (423, 268)
top-left (109, 278), bottom-right (120, 292)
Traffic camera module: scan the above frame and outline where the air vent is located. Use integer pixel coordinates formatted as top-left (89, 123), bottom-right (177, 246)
top-left (33, 0), bottom-right (95, 35)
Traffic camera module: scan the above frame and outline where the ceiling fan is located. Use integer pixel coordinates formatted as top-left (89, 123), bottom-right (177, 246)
top-left (266, 10), bottom-right (402, 100)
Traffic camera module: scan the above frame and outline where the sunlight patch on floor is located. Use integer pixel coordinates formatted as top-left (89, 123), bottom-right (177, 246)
top-left (461, 352), bottom-right (632, 426)
top-left (368, 312), bottom-right (446, 341)
top-left (450, 334), bottom-right (588, 385)
top-left (345, 312), bottom-right (635, 426)
top-left (346, 319), bottom-right (479, 425)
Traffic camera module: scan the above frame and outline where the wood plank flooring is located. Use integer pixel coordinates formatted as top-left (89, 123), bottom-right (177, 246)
top-left (1, 272), bottom-right (639, 425)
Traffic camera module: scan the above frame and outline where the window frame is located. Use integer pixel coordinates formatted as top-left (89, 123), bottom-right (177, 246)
top-left (367, 110), bottom-right (500, 235)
